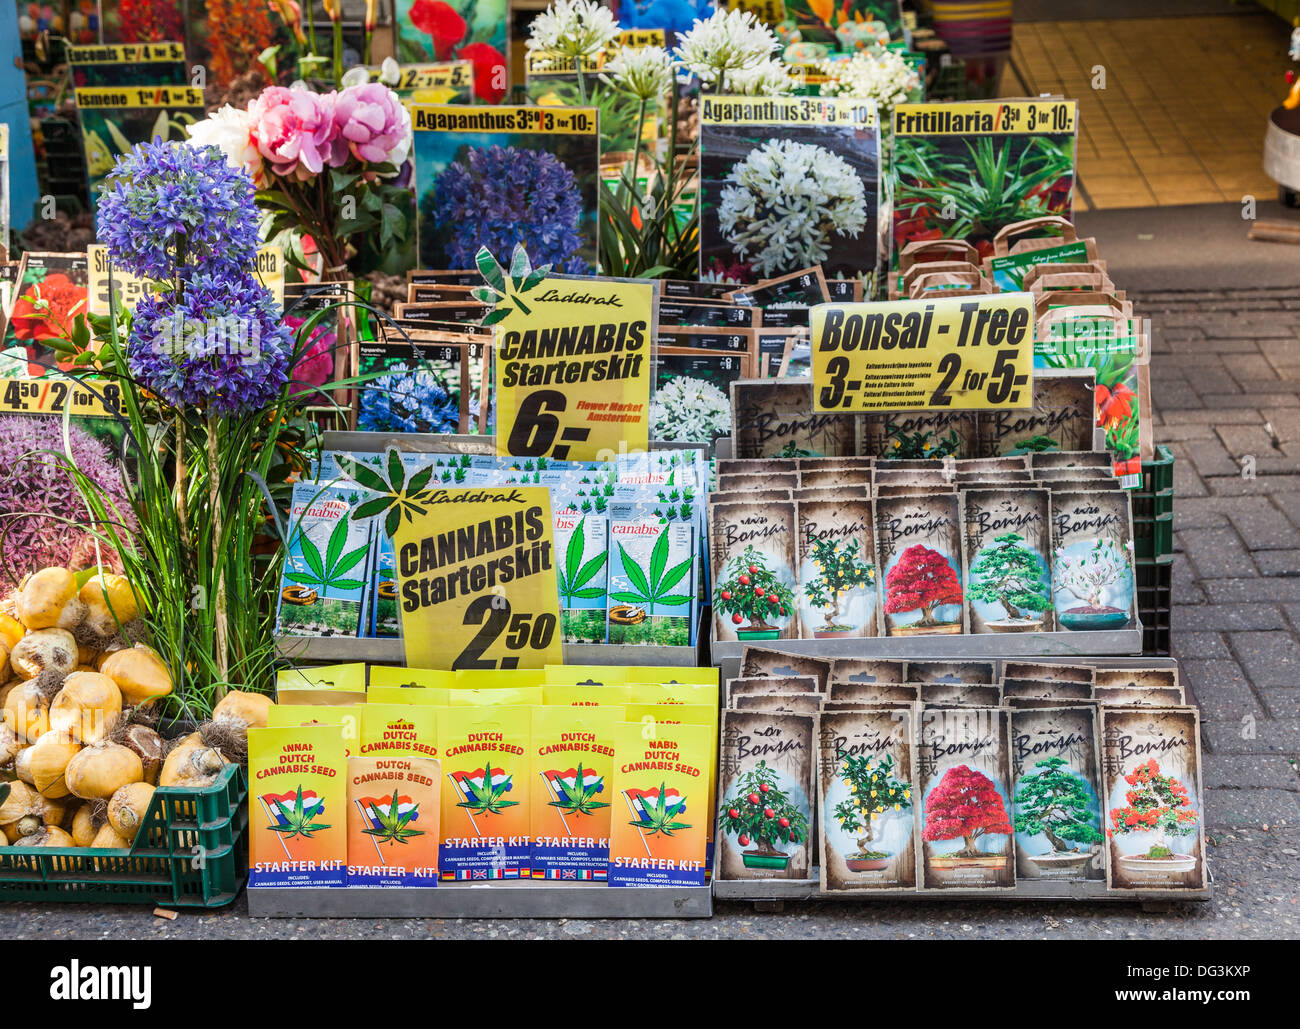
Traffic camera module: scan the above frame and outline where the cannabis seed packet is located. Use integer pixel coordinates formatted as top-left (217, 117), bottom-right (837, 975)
top-left (1010, 706), bottom-right (1104, 881)
top-left (410, 104), bottom-right (599, 273)
top-left (554, 507), bottom-right (609, 645)
top-left (360, 705), bottom-right (440, 763)
top-left (608, 502), bottom-right (698, 647)
top-left (1003, 661), bottom-right (1095, 684)
top-left (920, 684), bottom-right (1003, 708)
top-left (864, 411), bottom-right (979, 461)
top-left (710, 499), bottom-right (799, 642)
top-left (358, 332), bottom-right (469, 434)
top-left (717, 712), bottom-right (816, 881)
top-left (829, 659), bottom-right (906, 683)
top-left (796, 499), bottom-right (880, 639)
top-left (0, 252), bottom-right (89, 377)
top-left (66, 41), bottom-right (187, 87)
top-left (875, 492), bottom-right (968, 637)
top-left (963, 488), bottom-right (1054, 634)
top-left (826, 683), bottom-right (919, 706)
top-left (891, 100), bottom-right (1077, 265)
top-left (700, 97), bottom-right (880, 284)
top-left (978, 370), bottom-right (1096, 457)
top-left (917, 707), bottom-right (1015, 889)
top-left (1100, 707), bottom-right (1206, 892)
top-left (733, 694), bottom-right (823, 715)
top-left (276, 482), bottom-right (374, 639)
top-left (731, 379), bottom-right (858, 459)
top-left (347, 755), bottom-right (441, 888)
top-left (819, 707), bottom-right (918, 893)
top-left (725, 676), bottom-right (820, 704)
top-left (741, 646), bottom-right (832, 692)
top-left (1050, 490), bottom-right (1136, 633)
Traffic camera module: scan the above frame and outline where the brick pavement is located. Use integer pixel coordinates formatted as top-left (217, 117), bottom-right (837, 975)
top-left (1144, 285), bottom-right (1300, 838)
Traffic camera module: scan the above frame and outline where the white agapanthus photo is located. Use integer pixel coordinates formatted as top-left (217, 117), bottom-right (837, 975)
top-left (719, 59), bottom-right (792, 97)
top-left (602, 45), bottom-right (674, 102)
top-left (526, 0), bottom-right (621, 62)
top-left (675, 8), bottom-right (780, 88)
top-left (650, 376), bottom-right (732, 442)
top-left (819, 49), bottom-right (921, 120)
top-left (718, 139), bottom-right (868, 277)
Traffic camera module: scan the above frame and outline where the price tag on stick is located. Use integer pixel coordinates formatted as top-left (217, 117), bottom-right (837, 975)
top-left (810, 293), bottom-right (1035, 413)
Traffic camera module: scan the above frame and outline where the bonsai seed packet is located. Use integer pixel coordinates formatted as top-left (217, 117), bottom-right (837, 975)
top-left (1050, 490), bottom-right (1136, 632)
top-left (607, 503), bottom-right (697, 647)
top-left (1003, 661), bottom-right (1095, 684)
top-left (829, 658), bottom-right (906, 683)
top-left (826, 683), bottom-right (920, 706)
top-left (1093, 667), bottom-right (1180, 692)
top-left (437, 705), bottom-right (532, 880)
top-left (864, 412), bottom-right (979, 461)
top-left (875, 492), bottom-right (968, 637)
top-left (731, 379), bottom-right (857, 459)
top-left (710, 499), bottom-right (799, 642)
top-left (276, 483), bottom-right (373, 639)
top-left (1003, 679), bottom-right (1093, 703)
top-left (963, 488), bottom-right (1054, 634)
top-left (717, 712), bottom-right (816, 880)
top-left (734, 694), bottom-right (823, 715)
top-left (909, 661), bottom-right (994, 683)
top-left (725, 676), bottom-right (820, 704)
top-left (249, 724), bottom-right (348, 888)
top-left (410, 104), bottom-right (599, 274)
top-left (978, 370), bottom-right (1096, 457)
top-left (1094, 687), bottom-right (1185, 707)
top-left (920, 684), bottom-right (1003, 708)
top-left (796, 499), bottom-right (880, 639)
top-left (917, 707), bottom-right (1016, 889)
top-left (608, 719), bottom-right (711, 888)
top-left (1009, 706), bottom-right (1104, 881)
top-left (346, 755), bottom-right (442, 888)
top-left (699, 96), bottom-right (880, 284)
top-left (741, 647), bottom-right (832, 692)
top-left (1100, 707), bottom-right (1207, 892)
top-left (818, 707), bottom-right (918, 893)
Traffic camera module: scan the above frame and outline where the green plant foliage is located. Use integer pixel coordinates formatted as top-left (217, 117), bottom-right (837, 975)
top-left (967, 533), bottom-right (1051, 622)
top-left (832, 751), bottom-right (911, 855)
top-left (803, 537), bottom-right (874, 630)
top-left (362, 790), bottom-right (427, 845)
top-left (718, 761), bottom-right (809, 854)
top-left (1013, 756), bottom-right (1102, 852)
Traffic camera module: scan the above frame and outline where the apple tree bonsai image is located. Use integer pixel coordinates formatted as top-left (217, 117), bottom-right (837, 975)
top-left (884, 543), bottom-right (963, 635)
top-left (718, 761), bottom-right (810, 871)
top-left (1013, 756), bottom-right (1103, 874)
top-left (714, 544), bottom-right (797, 640)
top-left (803, 536), bottom-right (875, 638)
top-left (922, 764), bottom-right (1013, 864)
top-left (832, 751), bottom-right (911, 871)
top-left (1107, 758), bottom-right (1199, 872)
top-left (967, 532), bottom-right (1051, 632)
top-left (1053, 537), bottom-right (1133, 631)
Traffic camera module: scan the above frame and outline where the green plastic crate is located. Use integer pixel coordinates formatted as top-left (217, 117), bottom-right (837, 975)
top-left (0, 763), bottom-right (248, 908)
top-left (1139, 445), bottom-right (1175, 495)
top-left (1133, 512), bottom-right (1173, 562)
top-left (1136, 555), bottom-right (1173, 657)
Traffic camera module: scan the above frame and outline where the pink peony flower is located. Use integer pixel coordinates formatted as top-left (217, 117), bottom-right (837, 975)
top-left (333, 82), bottom-right (409, 166)
top-left (248, 86), bottom-right (345, 181)
top-left (286, 314), bottom-right (337, 396)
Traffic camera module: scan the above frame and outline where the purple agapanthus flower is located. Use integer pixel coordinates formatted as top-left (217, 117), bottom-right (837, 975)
top-left (430, 145), bottom-right (589, 274)
top-left (97, 140), bottom-right (261, 282)
top-left (358, 365), bottom-right (460, 434)
top-left (128, 270), bottom-right (294, 416)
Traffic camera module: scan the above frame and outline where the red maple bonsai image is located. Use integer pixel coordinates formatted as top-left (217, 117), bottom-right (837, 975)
top-left (884, 544), bottom-right (963, 633)
top-left (922, 764), bottom-right (1013, 859)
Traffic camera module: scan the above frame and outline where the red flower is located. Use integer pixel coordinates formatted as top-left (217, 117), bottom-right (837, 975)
top-left (409, 0), bottom-right (466, 60)
top-left (458, 41), bottom-right (507, 104)
top-left (1095, 383), bottom-right (1135, 430)
top-left (9, 274), bottom-right (87, 342)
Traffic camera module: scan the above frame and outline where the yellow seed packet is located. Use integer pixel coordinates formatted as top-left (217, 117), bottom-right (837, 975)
top-left (346, 755), bottom-right (441, 887)
top-left (447, 686), bottom-right (544, 706)
top-left (628, 682), bottom-right (720, 706)
top-left (437, 705), bottom-right (532, 880)
top-left (530, 705), bottom-right (621, 880)
top-left (625, 666), bottom-right (719, 687)
top-left (248, 724), bottom-right (347, 887)
top-left (368, 686), bottom-right (450, 706)
top-left (543, 684), bottom-right (633, 707)
top-left (452, 669), bottom-right (546, 689)
top-left (543, 664), bottom-right (631, 685)
top-left (264, 706), bottom-right (359, 758)
top-left (360, 704), bottom-right (439, 763)
top-left (277, 688), bottom-right (367, 707)
top-left (276, 663), bottom-right (368, 692)
top-left (368, 666), bottom-right (456, 690)
top-left (608, 719), bottom-right (710, 888)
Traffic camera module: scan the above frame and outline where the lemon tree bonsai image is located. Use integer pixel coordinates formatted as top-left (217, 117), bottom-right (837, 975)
top-left (803, 536), bottom-right (875, 638)
top-left (833, 751), bottom-right (911, 872)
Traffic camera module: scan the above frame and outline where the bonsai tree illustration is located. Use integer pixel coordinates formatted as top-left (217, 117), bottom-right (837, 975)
top-left (885, 425), bottom-right (961, 459)
top-left (968, 533), bottom-right (1051, 623)
top-left (1107, 758), bottom-right (1199, 859)
top-left (884, 544), bottom-right (963, 627)
top-left (922, 764), bottom-right (1013, 858)
top-left (714, 545), bottom-right (797, 634)
top-left (1054, 537), bottom-right (1131, 614)
top-left (1013, 756), bottom-right (1103, 854)
top-left (803, 537), bottom-right (875, 632)
top-left (833, 751), bottom-right (911, 860)
top-left (718, 761), bottom-right (809, 863)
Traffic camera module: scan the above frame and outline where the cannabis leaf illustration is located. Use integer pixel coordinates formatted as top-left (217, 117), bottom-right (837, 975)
top-left (471, 244), bottom-right (552, 326)
top-left (267, 786), bottom-right (332, 839)
top-left (457, 762), bottom-right (520, 816)
top-left (283, 514), bottom-right (368, 599)
top-left (558, 518), bottom-right (608, 607)
top-left (362, 790), bottom-right (426, 846)
top-left (341, 448), bottom-right (437, 539)
top-left (631, 784), bottom-right (691, 837)
top-left (610, 527), bottom-right (693, 616)
top-left (548, 764), bottom-right (610, 817)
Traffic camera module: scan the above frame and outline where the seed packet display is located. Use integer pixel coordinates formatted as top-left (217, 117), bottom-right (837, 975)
top-left (1093, 667), bottom-right (1180, 692)
top-left (733, 694), bottom-right (823, 715)
top-left (1003, 662), bottom-right (1095, 684)
top-left (276, 483), bottom-right (373, 638)
top-left (607, 502), bottom-right (697, 647)
top-left (530, 705), bottom-right (620, 881)
top-left (1100, 707), bottom-right (1206, 891)
top-left (920, 684), bottom-right (1002, 708)
top-left (731, 379), bottom-right (857, 459)
top-left (346, 756), bottom-right (441, 887)
top-left (724, 267), bottom-right (831, 309)
top-left (657, 298), bottom-right (758, 329)
top-left (1003, 679), bottom-right (1093, 703)
top-left (1094, 686), bottom-right (1184, 707)
top-left (979, 371), bottom-right (1096, 457)
top-left (710, 500), bottom-right (799, 642)
top-left (864, 412), bottom-right (979, 460)
top-left (1009, 706), bottom-right (1104, 881)
top-left (554, 507), bottom-right (609, 645)
top-left (725, 676), bottom-right (820, 704)
top-left (829, 659), bottom-right (906, 684)
top-left (410, 104), bottom-right (599, 274)
top-left (962, 488), bottom-right (1054, 634)
top-left (249, 724), bottom-right (347, 888)
top-left (700, 97), bottom-right (880, 284)
top-left (1050, 490), bottom-right (1136, 632)
top-left (908, 661), bottom-right (995, 684)
top-left (357, 334), bottom-right (468, 434)
top-left (437, 705), bottom-right (532, 881)
top-left (608, 719), bottom-right (711, 888)
top-left (0, 252), bottom-right (89, 377)
top-left (741, 647), bottom-right (832, 693)
top-left (875, 493), bottom-right (967, 637)
top-left (819, 707), bottom-right (918, 892)
top-left (826, 683), bottom-right (920, 706)
top-left (653, 350), bottom-right (750, 442)
top-left (796, 499), bottom-right (880, 639)
top-left (717, 712), bottom-right (816, 880)
top-left (917, 707), bottom-right (1015, 889)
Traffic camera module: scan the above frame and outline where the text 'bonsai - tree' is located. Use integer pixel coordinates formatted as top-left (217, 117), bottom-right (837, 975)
top-left (803, 536), bottom-right (874, 636)
top-left (922, 764), bottom-right (1013, 859)
top-left (718, 760), bottom-right (809, 870)
top-left (968, 532), bottom-right (1051, 628)
top-left (1107, 758), bottom-right (1199, 860)
top-left (714, 544), bottom-right (796, 639)
top-left (1013, 756), bottom-right (1103, 857)
top-left (884, 544), bottom-right (963, 630)
top-left (833, 750), bottom-right (911, 869)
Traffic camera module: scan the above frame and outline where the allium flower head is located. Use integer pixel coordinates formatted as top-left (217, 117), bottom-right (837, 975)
top-left (674, 8), bottom-right (779, 87)
top-left (97, 139), bottom-right (260, 282)
top-left (128, 270), bottom-right (294, 416)
top-left (526, 0), bottom-right (620, 61)
top-left (602, 45), bottom-right (673, 102)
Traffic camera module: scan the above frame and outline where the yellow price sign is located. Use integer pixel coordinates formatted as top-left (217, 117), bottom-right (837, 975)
top-left (810, 294), bottom-right (1035, 413)
top-left (392, 486), bottom-right (563, 671)
top-left (0, 377), bottom-right (120, 417)
top-left (89, 243), bottom-right (283, 314)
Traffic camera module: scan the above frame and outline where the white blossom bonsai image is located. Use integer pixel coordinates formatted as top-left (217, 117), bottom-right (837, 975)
top-left (718, 139), bottom-right (868, 277)
top-left (1052, 537), bottom-right (1134, 632)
